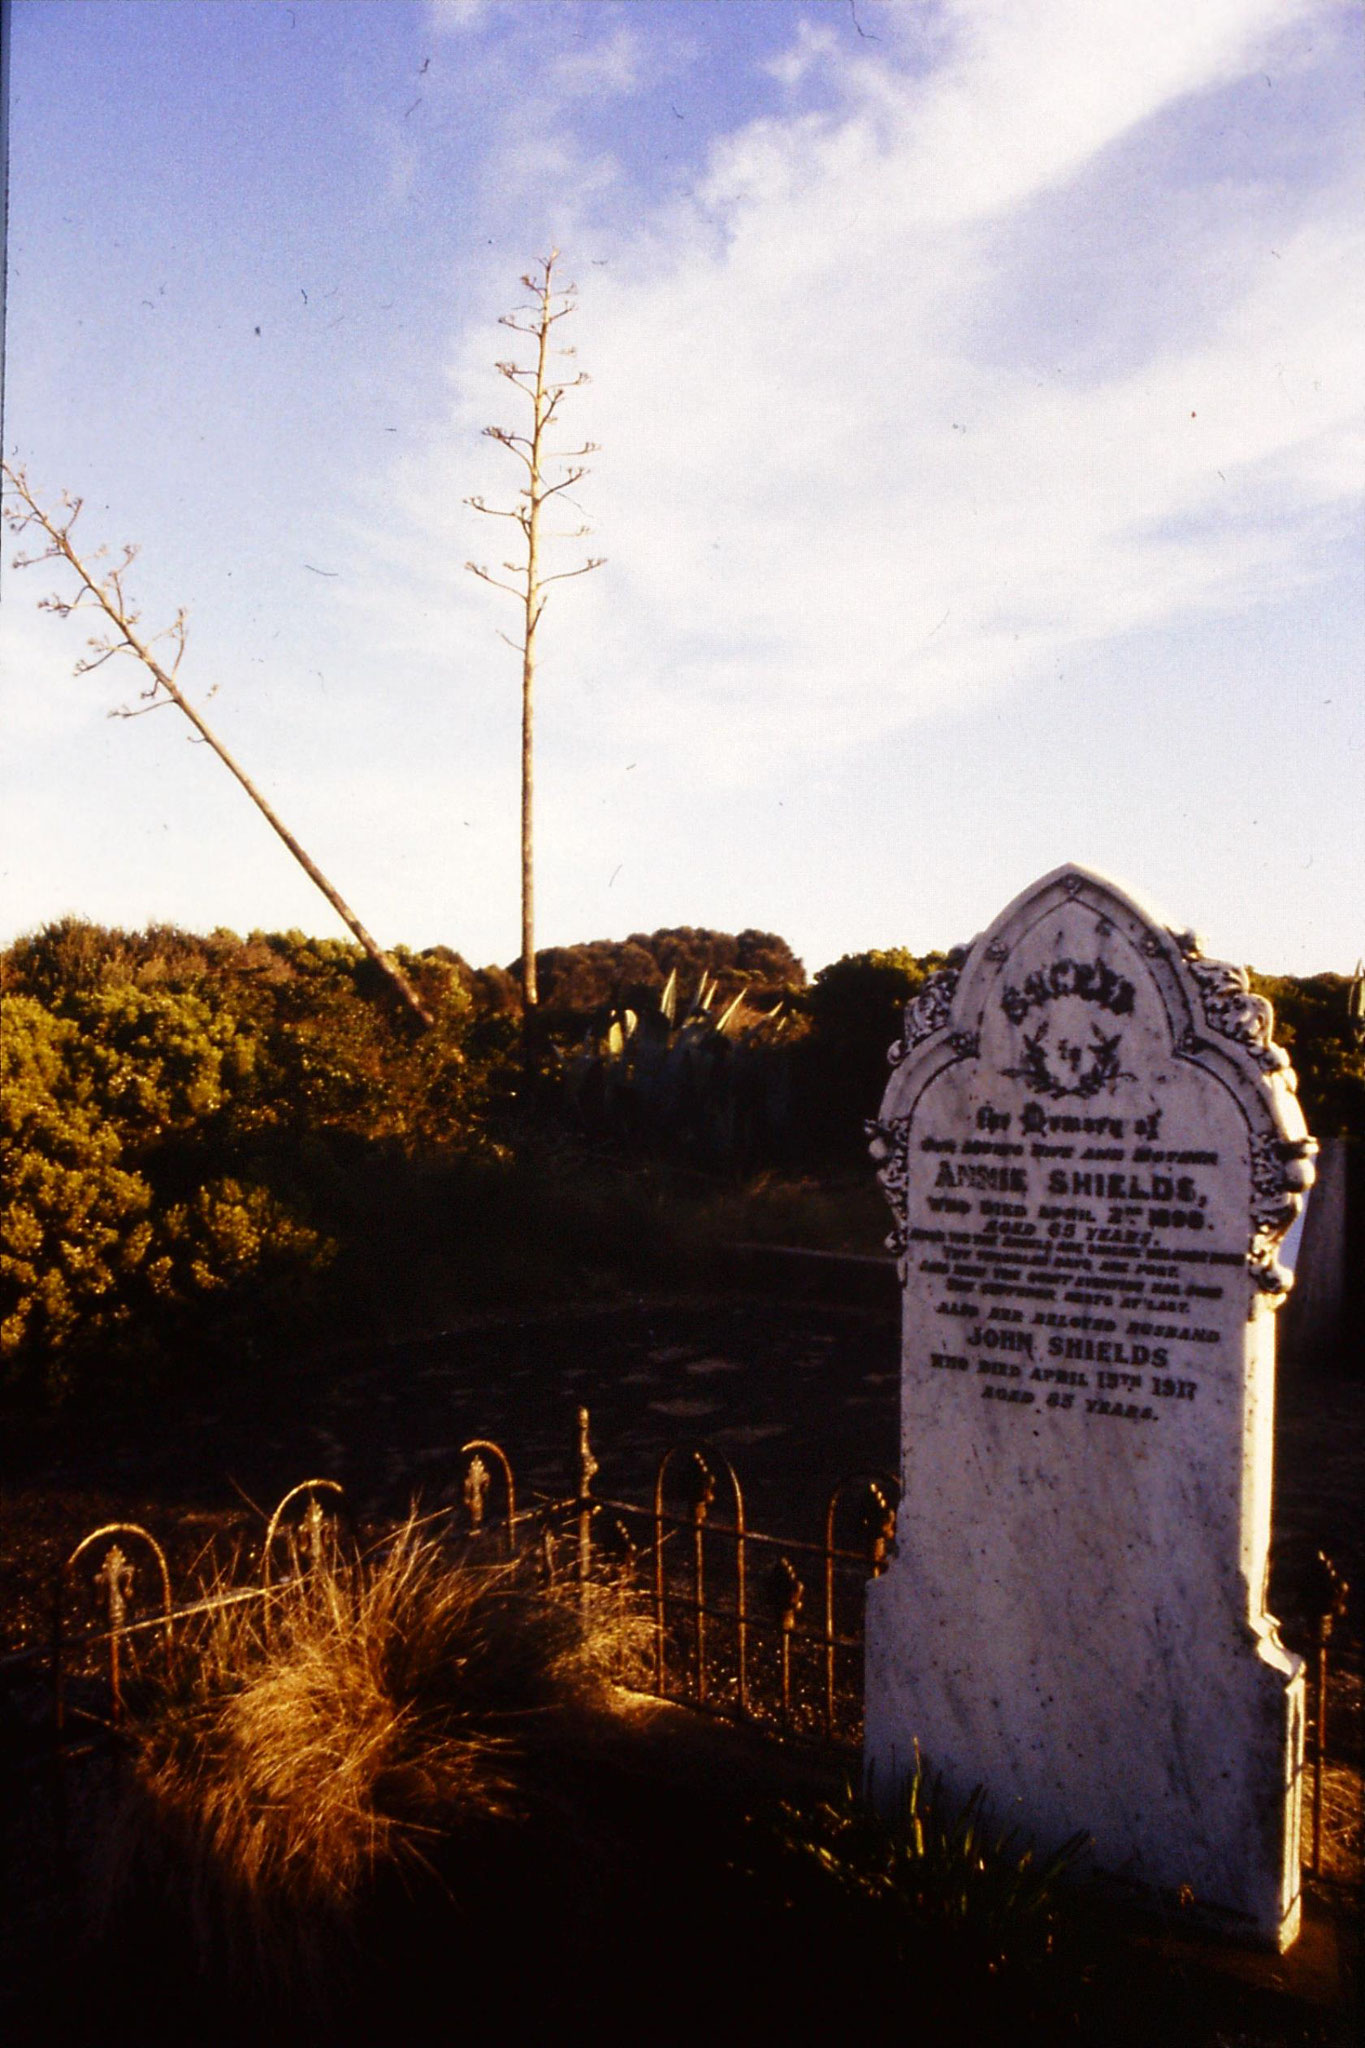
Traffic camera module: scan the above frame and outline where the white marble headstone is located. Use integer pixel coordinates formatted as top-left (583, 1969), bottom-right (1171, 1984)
top-left (864, 864), bottom-right (1316, 1949)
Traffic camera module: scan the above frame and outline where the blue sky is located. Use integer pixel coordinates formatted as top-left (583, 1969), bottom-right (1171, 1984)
top-left (3, 0), bottom-right (1361, 978)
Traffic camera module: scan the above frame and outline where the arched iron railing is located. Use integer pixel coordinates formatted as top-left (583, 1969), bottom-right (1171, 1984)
top-left (457, 1438), bottom-right (518, 1555)
top-left (16, 1412), bottom-right (1348, 1878)
top-left (57, 1523), bottom-right (174, 1729)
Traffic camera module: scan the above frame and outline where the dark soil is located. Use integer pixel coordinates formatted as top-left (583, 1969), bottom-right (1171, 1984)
top-left (2, 1281), bottom-right (1361, 2043)
top-left (4, 1285), bottom-right (1359, 1629)
top-left (0, 1289), bottom-right (907, 1644)
top-left (5, 1703), bottom-right (1359, 2048)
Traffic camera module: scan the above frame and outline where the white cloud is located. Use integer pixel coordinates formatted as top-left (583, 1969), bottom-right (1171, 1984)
top-left (337, 0), bottom-right (1360, 967)
top-left (862, 0), bottom-right (1316, 226)
top-left (763, 19), bottom-right (841, 91)
top-left (11, 0), bottom-right (1357, 970)
top-left (402, 0), bottom-right (1356, 777)
top-left (549, 23), bottom-right (641, 100)
top-left (424, 0), bottom-right (493, 35)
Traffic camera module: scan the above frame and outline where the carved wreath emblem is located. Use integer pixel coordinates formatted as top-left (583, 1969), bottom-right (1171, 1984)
top-left (1003, 1021), bottom-right (1134, 1100)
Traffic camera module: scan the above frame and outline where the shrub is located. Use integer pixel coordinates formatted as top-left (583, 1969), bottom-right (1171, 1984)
top-left (561, 968), bottom-right (801, 1175)
top-left (780, 948), bottom-right (948, 1163)
top-left (0, 922), bottom-right (500, 1396)
top-left (0, 986), bottom-right (332, 1397)
top-left (522, 926), bottom-right (805, 1021)
top-left (1249, 969), bottom-right (1365, 1140)
top-left (1, 996), bottom-right (154, 1371)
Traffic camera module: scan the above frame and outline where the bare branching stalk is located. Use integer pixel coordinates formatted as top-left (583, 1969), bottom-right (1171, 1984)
top-left (2, 462), bottom-right (433, 1029)
top-left (467, 252), bottom-right (604, 1012)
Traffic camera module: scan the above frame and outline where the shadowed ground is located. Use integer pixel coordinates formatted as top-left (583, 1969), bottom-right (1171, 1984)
top-left (2, 1284), bottom-right (1360, 2043)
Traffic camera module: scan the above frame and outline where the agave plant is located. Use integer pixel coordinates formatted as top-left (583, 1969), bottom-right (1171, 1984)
top-left (562, 968), bottom-right (799, 1173)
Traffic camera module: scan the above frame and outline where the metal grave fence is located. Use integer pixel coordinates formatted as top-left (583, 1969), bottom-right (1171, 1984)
top-left (0, 1406), bottom-right (1351, 1876)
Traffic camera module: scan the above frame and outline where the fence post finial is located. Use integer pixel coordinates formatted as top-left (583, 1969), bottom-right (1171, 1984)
top-left (577, 1406), bottom-right (599, 1497)
top-left (577, 1407), bottom-right (598, 1603)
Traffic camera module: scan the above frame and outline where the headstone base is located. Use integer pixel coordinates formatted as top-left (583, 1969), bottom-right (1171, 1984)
top-left (865, 1573), bottom-right (1305, 1950)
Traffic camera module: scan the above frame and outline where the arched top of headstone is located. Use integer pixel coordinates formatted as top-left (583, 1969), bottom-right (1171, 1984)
top-left (873, 863), bottom-right (1316, 1301)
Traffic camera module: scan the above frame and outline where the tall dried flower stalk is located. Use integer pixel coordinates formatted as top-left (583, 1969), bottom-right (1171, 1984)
top-left (466, 253), bottom-right (604, 1011)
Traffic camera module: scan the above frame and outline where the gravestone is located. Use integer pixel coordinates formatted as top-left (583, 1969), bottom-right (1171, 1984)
top-left (864, 864), bottom-right (1316, 1948)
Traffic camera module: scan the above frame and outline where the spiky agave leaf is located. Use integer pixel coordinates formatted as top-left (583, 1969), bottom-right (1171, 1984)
top-left (715, 988), bottom-right (749, 1037)
top-left (659, 967), bottom-right (678, 1026)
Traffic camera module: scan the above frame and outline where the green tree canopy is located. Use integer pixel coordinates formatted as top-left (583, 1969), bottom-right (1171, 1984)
top-left (1250, 971), bottom-right (1365, 1140)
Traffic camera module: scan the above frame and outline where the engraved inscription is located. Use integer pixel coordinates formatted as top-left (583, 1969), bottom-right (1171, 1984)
top-left (898, 1089), bottom-right (1229, 1431)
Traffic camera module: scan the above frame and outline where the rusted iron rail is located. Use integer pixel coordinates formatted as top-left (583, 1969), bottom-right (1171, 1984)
top-left (40, 1470), bottom-right (534, 1726)
top-left (1292, 1549), bottom-right (1352, 1879)
top-left (562, 1408), bottom-right (899, 1742)
top-left (9, 1413), bottom-right (1350, 1878)
top-left (56, 1523), bottom-right (173, 1729)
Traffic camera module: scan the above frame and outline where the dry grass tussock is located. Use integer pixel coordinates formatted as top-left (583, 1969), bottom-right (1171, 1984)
top-left (103, 1519), bottom-right (649, 1968)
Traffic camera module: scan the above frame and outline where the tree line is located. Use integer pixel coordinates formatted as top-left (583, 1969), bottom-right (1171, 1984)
top-left (3, 918), bottom-right (1360, 1402)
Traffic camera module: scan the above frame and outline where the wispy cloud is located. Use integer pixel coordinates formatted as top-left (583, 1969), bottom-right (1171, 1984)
top-left (550, 23), bottom-right (641, 100)
top-left (424, 0), bottom-right (493, 35)
top-left (382, 0), bottom-right (1359, 788)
